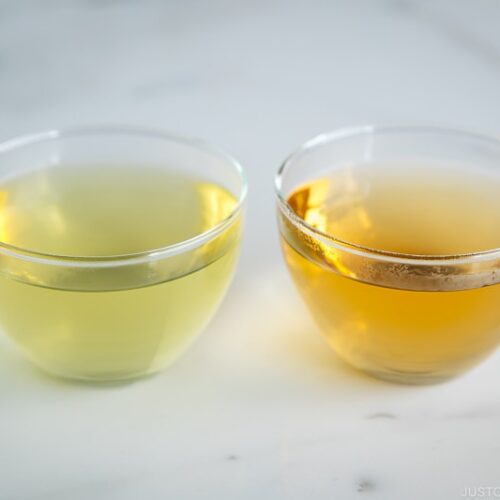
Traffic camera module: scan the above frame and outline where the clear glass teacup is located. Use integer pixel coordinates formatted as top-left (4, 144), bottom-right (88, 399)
top-left (277, 125), bottom-right (500, 384)
top-left (0, 126), bottom-right (246, 382)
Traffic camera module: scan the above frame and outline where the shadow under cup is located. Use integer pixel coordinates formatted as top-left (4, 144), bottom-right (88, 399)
top-left (0, 127), bottom-right (246, 382)
top-left (276, 126), bottom-right (500, 384)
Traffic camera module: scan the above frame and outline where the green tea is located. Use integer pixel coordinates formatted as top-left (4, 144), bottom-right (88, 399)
top-left (0, 165), bottom-right (239, 381)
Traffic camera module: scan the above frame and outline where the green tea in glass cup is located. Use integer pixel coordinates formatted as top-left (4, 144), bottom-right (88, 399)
top-left (0, 127), bottom-right (246, 382)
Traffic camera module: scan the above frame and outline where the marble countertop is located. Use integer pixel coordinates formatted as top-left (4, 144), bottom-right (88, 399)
top-left (1, 1), bottom-right (500, 498)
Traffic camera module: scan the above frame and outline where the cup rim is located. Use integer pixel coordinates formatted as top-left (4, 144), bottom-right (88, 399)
top-left (275, 124), bottom-right (500, 266)
top-left (0, 125), bottom-right (247, 268)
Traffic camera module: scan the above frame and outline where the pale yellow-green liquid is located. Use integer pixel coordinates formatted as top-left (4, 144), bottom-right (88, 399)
top-left (0, 165), bottom-right (239, 381)
top-left (283, 163), bottom-right (500, 383)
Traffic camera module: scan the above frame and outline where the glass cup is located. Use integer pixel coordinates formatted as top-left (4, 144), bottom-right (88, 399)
top-left (0, 126), bottom-right (246, 382)
top-left (276, 125), bottom-right (500, 384)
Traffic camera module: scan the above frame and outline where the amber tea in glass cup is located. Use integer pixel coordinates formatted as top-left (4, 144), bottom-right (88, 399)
top-left (0, 127), bottom-right (246, 382)
top-left (276, 126), bottom-right (500, 384)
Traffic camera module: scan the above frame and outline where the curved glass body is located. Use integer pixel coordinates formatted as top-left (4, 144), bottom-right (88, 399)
top-left (0, 127), bottom-right (246, 382)
top-left (277, 126), bottom-right (500, 384)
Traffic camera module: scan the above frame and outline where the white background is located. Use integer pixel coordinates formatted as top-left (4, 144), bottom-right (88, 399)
top-left (0, 1), bottom-right (499, 498)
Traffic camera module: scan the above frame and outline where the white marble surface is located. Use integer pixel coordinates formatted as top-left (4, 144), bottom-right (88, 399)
top-left (1, 1), bottom-right (500, 498)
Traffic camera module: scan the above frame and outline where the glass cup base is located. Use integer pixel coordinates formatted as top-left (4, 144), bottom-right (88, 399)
top-left (360, 367), bottom-right (457, 385)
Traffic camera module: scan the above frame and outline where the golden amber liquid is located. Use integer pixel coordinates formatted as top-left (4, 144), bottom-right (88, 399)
top-left (0, 165), bottom-right (239, 381)
top-left (282, 163), bottom-right (500, 383)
